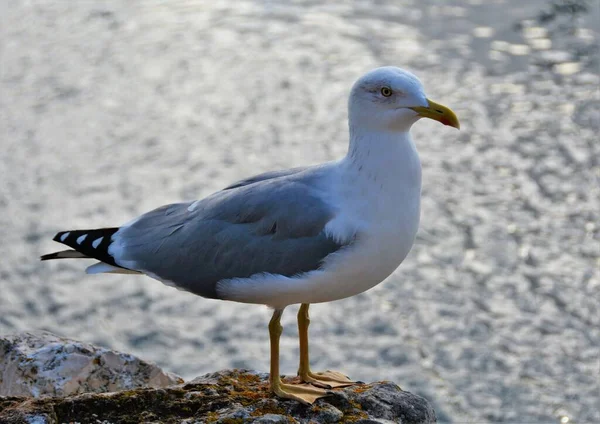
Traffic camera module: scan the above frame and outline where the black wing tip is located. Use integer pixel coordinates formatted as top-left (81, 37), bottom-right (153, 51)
top-left (51, 228), bottom-right (120, 244)
top-left (45, 227), bottom-right (122, 268)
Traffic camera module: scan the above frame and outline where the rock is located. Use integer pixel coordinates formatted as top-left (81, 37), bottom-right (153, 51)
top-left (0, 334), bottom-right (435, 422)
top-left (0, 369), bottom-right (437, 423)
top-left (0, 332), bottom-right (183, 397)
top-left (252, 413), bottom-right (296, 423)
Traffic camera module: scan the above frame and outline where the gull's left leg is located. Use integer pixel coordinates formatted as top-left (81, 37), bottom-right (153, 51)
top-left (296, 303), bottom-right (356, 388)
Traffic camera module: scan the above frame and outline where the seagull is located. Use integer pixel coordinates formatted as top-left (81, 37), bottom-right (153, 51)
top-left (41, 66), bottom-right (459, 404)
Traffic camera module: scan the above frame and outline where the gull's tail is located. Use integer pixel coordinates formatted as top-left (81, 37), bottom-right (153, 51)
top-left (41, 228), bottom-right (141, 275)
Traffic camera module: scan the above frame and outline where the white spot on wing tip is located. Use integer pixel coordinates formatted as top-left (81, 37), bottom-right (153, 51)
top-left (92, 237), bottom-right (103, 249)
top-left (60, 232), bottom-right (70, 242)
top-left (76, 234), bottom-right (87, 244)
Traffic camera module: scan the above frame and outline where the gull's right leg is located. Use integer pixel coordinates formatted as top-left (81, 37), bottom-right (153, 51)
top-left (269, 308), bottom-right (329, 405)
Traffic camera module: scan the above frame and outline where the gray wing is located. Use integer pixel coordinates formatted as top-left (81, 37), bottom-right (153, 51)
top-left (223, 166), bottom-right (308, 190)
top-left (113, 169), bottom-right (344, 299)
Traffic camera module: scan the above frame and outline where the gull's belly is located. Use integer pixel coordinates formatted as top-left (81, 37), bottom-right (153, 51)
top-left (303, 221), bottom-right (419, 304)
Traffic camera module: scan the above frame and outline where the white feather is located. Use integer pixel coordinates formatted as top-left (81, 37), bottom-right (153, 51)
top-left (92, 237), bottom-right (103, 248)
top-left (86, 262), bottom-right (140, 275)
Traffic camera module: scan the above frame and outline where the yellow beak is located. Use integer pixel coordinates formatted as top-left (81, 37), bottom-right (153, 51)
top-left (410, 99), bottom-right (460, 129)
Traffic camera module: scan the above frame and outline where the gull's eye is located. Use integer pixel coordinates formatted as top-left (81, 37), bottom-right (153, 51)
top-left (380, 87), bottom-right (393, 97)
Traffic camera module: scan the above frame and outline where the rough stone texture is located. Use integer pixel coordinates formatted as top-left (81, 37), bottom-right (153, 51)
top-left (0, 369), bottom-right (436, 424)
top-left (1, 0), bottom-right (598, 422)
top-left (0, 332), bottom-right (183, 397)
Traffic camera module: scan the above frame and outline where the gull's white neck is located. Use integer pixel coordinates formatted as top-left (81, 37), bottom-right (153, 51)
top-left (342, 126), bottom-right (422, 193)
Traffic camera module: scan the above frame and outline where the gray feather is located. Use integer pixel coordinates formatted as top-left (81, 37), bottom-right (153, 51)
top-left (223, 167), bottom-right (308, 190)
top-left (115, 166), bottom-right (346, 299)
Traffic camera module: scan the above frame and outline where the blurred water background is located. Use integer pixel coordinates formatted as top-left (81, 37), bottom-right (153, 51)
top-left (1, 0), bottom-right (598, 422)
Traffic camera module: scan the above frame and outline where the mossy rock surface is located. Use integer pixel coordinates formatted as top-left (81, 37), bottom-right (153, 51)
top-left (0, 369), bottom-right (436, 423)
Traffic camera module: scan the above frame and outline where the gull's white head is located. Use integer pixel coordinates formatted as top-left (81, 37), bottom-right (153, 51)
top-left (348, 66), bottom-right (460, 133)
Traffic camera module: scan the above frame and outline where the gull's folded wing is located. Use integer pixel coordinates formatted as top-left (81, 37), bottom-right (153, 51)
top-left (43, 166), bottom-right (350, 300)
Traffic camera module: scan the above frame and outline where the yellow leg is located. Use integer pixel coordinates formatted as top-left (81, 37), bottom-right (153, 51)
top-left (296, 303), bottom-right (356, 388)
top-left (269, 308), bottom-right (329, 405)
